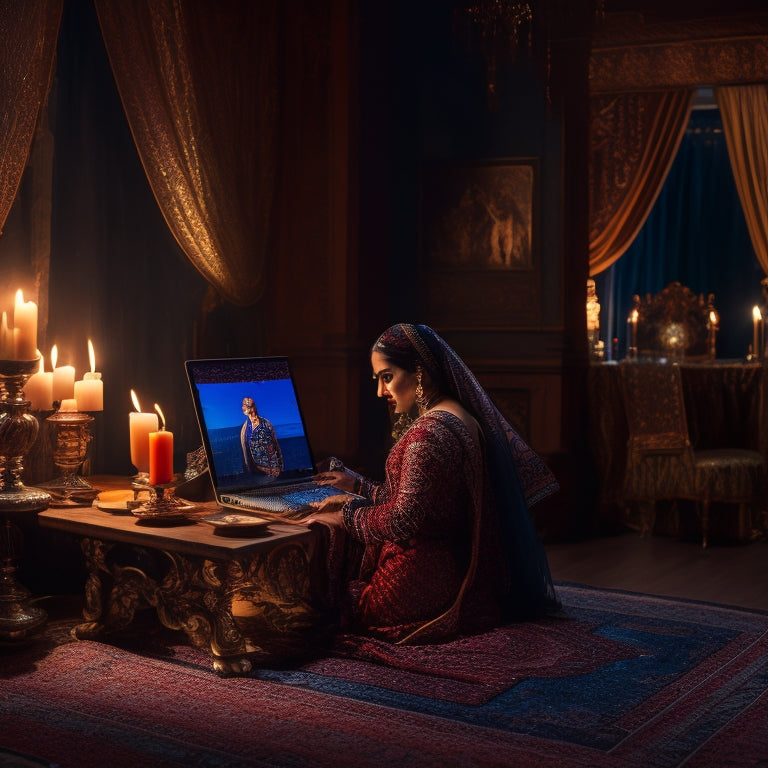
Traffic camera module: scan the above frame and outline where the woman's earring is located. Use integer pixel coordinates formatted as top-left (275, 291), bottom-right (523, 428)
top-left (415, 371), bottom-right (427, 415)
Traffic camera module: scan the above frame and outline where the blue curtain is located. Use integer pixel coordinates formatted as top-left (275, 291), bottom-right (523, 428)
top-left (594, 107), bottom-right (764, 360)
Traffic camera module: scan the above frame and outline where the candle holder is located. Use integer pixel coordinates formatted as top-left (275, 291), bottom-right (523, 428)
top-left (0, 358), bottom-right (51, 641)
top-left (131, 476), bottom-right (193, 525)
top-left (38, 409), bottom-right (99, 506)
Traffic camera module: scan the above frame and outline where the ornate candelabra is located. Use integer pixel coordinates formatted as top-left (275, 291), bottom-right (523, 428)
top-left (0, 358), bottom-right (51, 641)
top-left (38, 409), bottom-right (99, 506)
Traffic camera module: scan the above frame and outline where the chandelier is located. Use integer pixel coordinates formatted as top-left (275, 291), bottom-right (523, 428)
top-left (465, 1), bottom-right (534, 109)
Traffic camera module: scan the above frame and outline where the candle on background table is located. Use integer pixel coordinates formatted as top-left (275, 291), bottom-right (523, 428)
top-left (74, 340), bottom-right (103, 412)
top-left (24, 352), bottom-right (54, 411)
top-left (59, 398), bottom-right (78, 412)
top-left (13, 289), bottom-right (38, 360)
top-left (753, 306), bottom-right (763, 359)
top-left (51, 344), bottom-right (76, 402)
top-left (0, 312), bottom-right (12, 359)
top-left (148, 403), bottom-right (173, 485)
top-left (629, 308), bottom-right (638, 352)
top-left (129, 389), bottom-right (158, 476)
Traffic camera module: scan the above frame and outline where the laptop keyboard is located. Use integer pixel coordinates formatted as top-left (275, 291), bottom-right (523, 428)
top-left (221, 483), bottom-right (344, 519)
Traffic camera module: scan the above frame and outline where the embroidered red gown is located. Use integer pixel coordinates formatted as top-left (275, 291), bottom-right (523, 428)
top-left (342, 410), bottom-right (505, 643)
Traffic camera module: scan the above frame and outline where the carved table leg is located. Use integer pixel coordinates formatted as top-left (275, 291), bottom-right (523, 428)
top-left (74, 537), bottom-right (112, 639)
top-left (71, 536), bottom-right (320, 676)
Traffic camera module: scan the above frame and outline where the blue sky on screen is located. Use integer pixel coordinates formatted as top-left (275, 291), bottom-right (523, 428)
top-left (197, 379), bottom-right (302, 435)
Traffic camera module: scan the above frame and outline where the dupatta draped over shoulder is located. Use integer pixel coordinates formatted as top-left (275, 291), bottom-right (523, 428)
top-left (337, 324), bottom-right (559, 644)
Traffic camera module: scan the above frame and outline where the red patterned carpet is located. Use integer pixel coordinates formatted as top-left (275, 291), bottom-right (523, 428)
top-left (2, 583), bottom-right (767, 768)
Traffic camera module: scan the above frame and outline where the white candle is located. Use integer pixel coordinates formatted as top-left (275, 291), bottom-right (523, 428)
top-left (13, 289), bottom-right (37, 360)
top-left (24, 352), bottom-right (54, 411)
top-left (129, 390), bottom-right (158, 475)
top-left (73, 340), bottom-right (103, 411)
top-left (630, 309), bottom-right (638, 349)
top-left (0, 312), bottom-right (12, 359)
top-left (50, 344), bottom-right (76, 402)
top-left (59, 398), bottom-right (78, 412)
top-left (130, 412), bottom-right (158, 474)
top-left (753, 306), bottom-right (762, 359)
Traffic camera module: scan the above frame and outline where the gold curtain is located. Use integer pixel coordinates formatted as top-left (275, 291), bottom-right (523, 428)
top-left (589, 90), bottom-right (694, 276)
top-left (0, 0), bottom-right (62, 235)
top-left (716, 84), bottom-right (768, 277)
top-left (93, 0), bottom-right (282, 307)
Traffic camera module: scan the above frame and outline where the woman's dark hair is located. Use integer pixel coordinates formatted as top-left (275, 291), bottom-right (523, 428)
top-left (371, 331), bottom-right (418, 372)
top-left (371, 324), bottom-right (448, 392)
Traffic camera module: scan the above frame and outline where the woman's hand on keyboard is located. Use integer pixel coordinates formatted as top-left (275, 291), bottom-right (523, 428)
top-left (303, 495), bottom-right (347, 526)
top-left (312, 470), bottom-right (357, 493)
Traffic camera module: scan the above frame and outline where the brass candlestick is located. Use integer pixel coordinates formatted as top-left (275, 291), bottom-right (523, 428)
top-left (0, 358), bottom-right (51, 641)
top-left (131, 476), bottom-right (193, 525)
top-left (38, 409), bottom-right (99, 506)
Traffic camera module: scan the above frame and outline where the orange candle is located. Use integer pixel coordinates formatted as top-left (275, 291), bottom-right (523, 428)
top-left (148, 430), bottom-right (173, 485)
top-left (148, 402), bottom-right (173, 485)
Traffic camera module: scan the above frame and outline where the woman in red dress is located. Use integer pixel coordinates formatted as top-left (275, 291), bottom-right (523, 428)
top-left (309, 324), bottom-right (559, 643)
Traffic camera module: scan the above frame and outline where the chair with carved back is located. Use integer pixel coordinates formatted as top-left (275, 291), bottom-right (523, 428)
top-left (619, 361), bottom-right (765, 547)
top-left (634, 282), bottom-right (717, 361)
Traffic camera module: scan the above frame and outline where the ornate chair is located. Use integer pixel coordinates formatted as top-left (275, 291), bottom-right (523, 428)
top-left (619, 361), bottom-right (765, 547)
top-left (633, 282), bottom-right (717, 361)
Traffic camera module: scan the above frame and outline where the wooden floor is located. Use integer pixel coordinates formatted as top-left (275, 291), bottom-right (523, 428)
top-left (545, 531), bottom-right (768, 612)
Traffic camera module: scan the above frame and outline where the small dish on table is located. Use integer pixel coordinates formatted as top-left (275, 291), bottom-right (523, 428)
top-left (198, 512), bottom-right (272, 536)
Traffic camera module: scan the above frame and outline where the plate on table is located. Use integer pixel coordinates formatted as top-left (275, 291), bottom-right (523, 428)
top-left (94, 490), bottom-right (149, 515)
top-left (199, 512), bottom-right (272, 536)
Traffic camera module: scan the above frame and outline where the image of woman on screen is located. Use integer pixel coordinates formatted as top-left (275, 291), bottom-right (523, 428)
top-left (308, 323), bottom-right (560, 644)
top-left (240, 396), bottom-right (283, 478)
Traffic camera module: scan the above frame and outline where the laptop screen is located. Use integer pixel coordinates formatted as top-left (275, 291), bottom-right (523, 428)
top-left (185, 357), bottom-right (315, 494)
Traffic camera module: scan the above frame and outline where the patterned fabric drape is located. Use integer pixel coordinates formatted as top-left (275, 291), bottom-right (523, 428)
top-left (0, 0), bottom-right (62, 235)
top-left (93, 0), bottom-right (282, 306)
top-left (716, 84), bottom-right (768, 277)
top-left (589, 90), bottom-right (694, 276)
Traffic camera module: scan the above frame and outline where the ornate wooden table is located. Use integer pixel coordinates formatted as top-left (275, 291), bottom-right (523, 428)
top-left (38, 492), bottom-right (318, 675)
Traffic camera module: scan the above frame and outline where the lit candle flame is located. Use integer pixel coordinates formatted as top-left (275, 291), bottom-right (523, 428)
top-left (51, 344), bottom-right (58, 370)
top-left (130, 389), bottom-right (142, 412)
top-left (37, 352), bottom-right (44, 373)
top-left (88, 339), bottom-right (96, 373)
top-left (709, 311), bottom-right (718, 325)
top-left (154, 403), bottom-right (166, 431)
top-left (15, 288), bottom-right (24, 306)
top-left (754, 306), bottom-right (762, 322)
top-left (631, 309), bottom-right (638, 323)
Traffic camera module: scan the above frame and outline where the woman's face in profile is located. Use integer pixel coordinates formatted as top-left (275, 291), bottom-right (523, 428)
top-left (371, 351), bottom-right (418, 414)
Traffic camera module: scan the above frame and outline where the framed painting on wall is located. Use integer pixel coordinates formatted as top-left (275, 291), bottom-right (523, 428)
top-left (420, 158), bottom-right (540, 328)
top-left (421, 158), bottom-right (536, 272)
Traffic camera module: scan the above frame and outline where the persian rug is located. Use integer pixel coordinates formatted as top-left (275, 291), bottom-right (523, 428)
top-left (1, 583), bottom-right (767, 768)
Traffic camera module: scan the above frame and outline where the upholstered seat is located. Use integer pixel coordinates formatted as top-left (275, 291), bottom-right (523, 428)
top-left (619, 361), bottom-right (765, 547)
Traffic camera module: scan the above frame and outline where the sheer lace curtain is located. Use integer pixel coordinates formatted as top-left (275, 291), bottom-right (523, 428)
top-left (716, 84), bottom-right (768, 277)
top-left (0, 0), bottom-right (62, 237)
top-left (93, 0), bottom-right (282, 307)
top-left (589, 90), bottom-right (694, 276)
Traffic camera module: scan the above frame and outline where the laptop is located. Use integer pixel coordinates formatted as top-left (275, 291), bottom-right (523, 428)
top-left (185, 356), bottom-right (357, 519)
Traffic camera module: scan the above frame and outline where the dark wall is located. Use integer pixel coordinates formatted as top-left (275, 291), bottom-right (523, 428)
top-left (358, 0), bottom-right (563, 327)
top-left (13, 0), bottom-right (585, 530)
